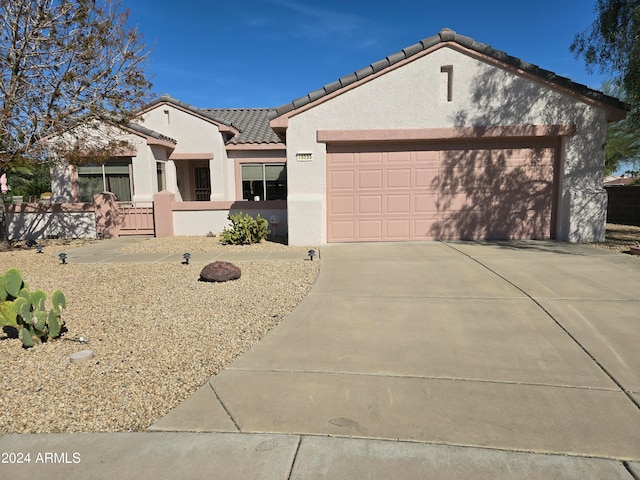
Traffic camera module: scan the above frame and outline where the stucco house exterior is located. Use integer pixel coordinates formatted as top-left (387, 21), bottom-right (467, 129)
top-left (50, 28), bottom-right (626, 245)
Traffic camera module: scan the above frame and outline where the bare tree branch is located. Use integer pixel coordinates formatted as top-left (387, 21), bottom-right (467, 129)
top-left (0, 0), bottom-right (153, 169)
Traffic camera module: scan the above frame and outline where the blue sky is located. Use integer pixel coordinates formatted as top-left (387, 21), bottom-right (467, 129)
top-left (126, 0), bottom-right (609, 109)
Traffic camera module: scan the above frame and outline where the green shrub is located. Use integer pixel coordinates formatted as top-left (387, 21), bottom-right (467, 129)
top-left (0, 269), bottom-right (66, 348)
top-left (220, 212), bottom-right (270, 245)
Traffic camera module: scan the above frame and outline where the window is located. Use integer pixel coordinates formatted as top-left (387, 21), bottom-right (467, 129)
top-left (193, 165), bottom-right (211, 201)
top-left (157, 161), bottom-right (166, 192)
top-left (242, 164), bottom-right (286, 201)
top-left (77, 162), bottom-right (132, 202)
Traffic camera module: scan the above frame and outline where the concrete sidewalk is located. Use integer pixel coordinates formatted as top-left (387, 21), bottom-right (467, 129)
top-left (3, 239), bottom-right (640, 479)
top-left (55, 236), bottom-right (308, 263)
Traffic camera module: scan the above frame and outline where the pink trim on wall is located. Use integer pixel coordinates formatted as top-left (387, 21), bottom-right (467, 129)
top-left (233, 158), bottom-right (288, 200)
top-left (145, 138), bottom-right (175, 148)
top-left (115, 149), bottom-right (138, 157)
top-left (317, 125), bottom-right (576, 143)
top-left (226, 143), bottom-right (286, 151)
top-left (169, 152), bottom-right (214, 160)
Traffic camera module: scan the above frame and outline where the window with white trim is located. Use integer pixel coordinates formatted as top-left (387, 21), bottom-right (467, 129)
top-left (77, 161), bottom-right (132, 202)
top-left (241, 164), bottom-right (286, 201)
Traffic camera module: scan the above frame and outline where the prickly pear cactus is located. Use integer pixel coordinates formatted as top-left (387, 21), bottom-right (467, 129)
top-left (220, 212), bottom-right (270, 245)
top-left (0, 269), bottom-right (66, 348)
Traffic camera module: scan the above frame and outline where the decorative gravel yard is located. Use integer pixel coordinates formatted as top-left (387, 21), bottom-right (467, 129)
top-left (0, 237), bottom-right (320, 434)
top-left (1, 224), bottom-right (637, 434)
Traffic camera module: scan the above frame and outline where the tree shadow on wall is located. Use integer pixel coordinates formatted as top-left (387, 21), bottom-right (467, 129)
top-left (6, 203), bottom-right (96, 242)
top-left (428, 62), bottom-right (605, 241)
top-left (431, 141), bottom-right (555, 240)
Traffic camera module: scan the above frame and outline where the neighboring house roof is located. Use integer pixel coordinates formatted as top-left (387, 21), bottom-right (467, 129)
top-left (201, 108), bottom-right (282, 145)
top-left (269, 28), bottom-right (628, 121)
top-left (604, 177), bottom-right (640, 186)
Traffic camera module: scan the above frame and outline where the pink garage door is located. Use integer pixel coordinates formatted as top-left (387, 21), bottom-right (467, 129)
top-left (326, 140), bottom-right (556, 242)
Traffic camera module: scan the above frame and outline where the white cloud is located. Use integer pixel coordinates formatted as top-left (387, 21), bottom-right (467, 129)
top-left (265, 0), bottom-right (380, 45)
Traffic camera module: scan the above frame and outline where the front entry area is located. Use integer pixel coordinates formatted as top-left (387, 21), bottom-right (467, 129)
top-left (193, 165), bottom-right (211, 201)
top-left (326, 139), bottom-right (556, 242)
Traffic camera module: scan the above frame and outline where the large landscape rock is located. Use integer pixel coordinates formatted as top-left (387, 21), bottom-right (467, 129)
top-left (199, 261), bottom-right (241, 282)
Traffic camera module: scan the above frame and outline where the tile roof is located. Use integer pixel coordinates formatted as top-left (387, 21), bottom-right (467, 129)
top-left (126, 122), bottom-right (177, 144)
top-left (604, 177), bottom-right (640, 186)
top-left (142, 95), bottom-right (281, 145)
top-left (269, 28), bottom-right (628, 120)
top-left (201, 108), bottom-right (282, 144)
top-left (144, 95), bottom-right (236, 130)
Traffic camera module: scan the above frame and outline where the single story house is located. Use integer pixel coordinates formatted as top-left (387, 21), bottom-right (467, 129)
top-left (51, 28), bottom-right (626, 245)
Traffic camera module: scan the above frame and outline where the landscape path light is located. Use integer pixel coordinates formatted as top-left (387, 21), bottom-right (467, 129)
top-left (183, 252), bottom-right (191, 265)
top-left (58, 252), bottom-right (67, 265)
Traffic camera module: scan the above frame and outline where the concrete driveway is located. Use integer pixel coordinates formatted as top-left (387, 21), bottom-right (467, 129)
top-left (152, 241), bottom-right (640, 463)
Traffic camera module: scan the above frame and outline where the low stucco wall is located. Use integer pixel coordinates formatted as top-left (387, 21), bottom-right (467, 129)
top-left (171, 201), bottom-right (288, 237)
top-left (4, 203), bottom-right (96, 240)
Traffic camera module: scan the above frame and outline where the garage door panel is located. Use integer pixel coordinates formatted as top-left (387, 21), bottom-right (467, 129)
top-left (414, 150), bottom-right (439, 163)
top-left (329, 152), bottom-right (356, 166)
top-left (386, 194), bottom-right (411, 213)
top-left (387, 151), bottom-right (412, 163)
top-left (358, 151), bottom-right (383, 164)
top-left (329, 220), bottom-right (355, 241)
top-left (358, 195), bottom-right (382, 214)
top-left (358, 170), bottom-right (383, 189)
top-left (415, 168), bottom-right (438, 188)
top-left (329, 170), bottom-right (355, 190)
top-left (327, 141), bottom-right (554, 242)
top-left (386, 169), bottom-right (412, 188)
top-left (358, 220), bottom-right (383, 239)
top-left (329, 195), bottom-right (355, 215)
top-left (414, 216), bottom-right (439, 240)
top-left (438, 192), bottom-right (470, 212)
top-left (415, 193), bottom-right (438, 213)
top-left (385, 219), bottom-right (411, 239)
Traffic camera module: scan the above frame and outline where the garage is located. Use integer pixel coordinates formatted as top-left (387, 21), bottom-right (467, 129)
top-left (326, 139), bottom-right (556, 242)
top-left (270, 29), bottom-right (626, 245)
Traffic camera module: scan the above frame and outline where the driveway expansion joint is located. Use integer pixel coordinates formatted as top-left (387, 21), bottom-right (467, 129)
top-left (443, 242), bottom-right (640, 411)
top-left (223, 368), bottom-right (621, 392)
top-left (285, 432), bottom-right (639, 464)
top-left (210, 383), bottom-right (241, 432)
top-left (285, 436), bottom-right (302, 480)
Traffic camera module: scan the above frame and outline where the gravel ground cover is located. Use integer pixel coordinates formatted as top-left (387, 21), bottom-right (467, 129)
top-left (587, 223), bottom-right (640, 254)
top-left (0, 237), bottom-right (320, 434)
top-left (1, 225), bottom-right (636, 435)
